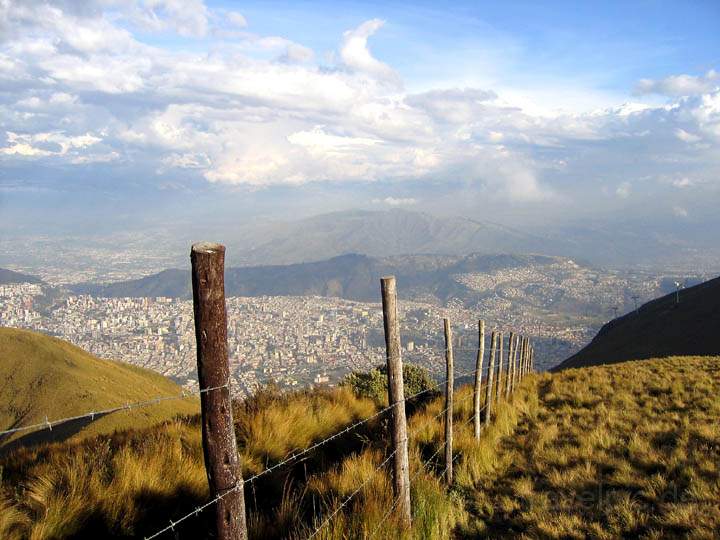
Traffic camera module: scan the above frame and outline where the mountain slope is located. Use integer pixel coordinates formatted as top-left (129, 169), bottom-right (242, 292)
top-left (0, 327), bottom-right (198, 449)
top-left (219, 208), bottom-right (714, 268)
top-left (228, 209), bottom-right (560, 266)
top-left (556, 275), bottom-right (720, 369)
top-left (71, 252), bottom-right (569, 303)
top-left (0, 268), bottom-right (42, 285)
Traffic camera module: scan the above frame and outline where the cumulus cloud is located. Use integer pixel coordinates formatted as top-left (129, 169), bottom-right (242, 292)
top-left (635, 70), bottom-right (719, 97)
top-left (128, 0), bottom-right (210, 37)
top-left (339, 19), bottom-right (398, 83)
top-left (1, 131), bottom-right (101, 157)
top-left (0, 0), bottom-right (718, 210)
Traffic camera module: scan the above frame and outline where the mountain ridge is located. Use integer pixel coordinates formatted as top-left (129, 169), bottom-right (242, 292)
top-left (70, 251), bottom-right (568, 303)
top-left (0, 268), bottom-right (42, 285)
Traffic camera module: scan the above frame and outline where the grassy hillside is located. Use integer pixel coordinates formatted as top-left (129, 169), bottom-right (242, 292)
top-left (557, 275), bottom-right (720, 369)
top-left (0, 354), bottom-right (717, 538)
top-left (0, 328), bottom-right (198, 449)
top-left (464, 356), bottom-right (720, 538)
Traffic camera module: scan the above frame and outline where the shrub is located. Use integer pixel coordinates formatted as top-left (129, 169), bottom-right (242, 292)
top-left (342, 363), bottom-right (438, 403)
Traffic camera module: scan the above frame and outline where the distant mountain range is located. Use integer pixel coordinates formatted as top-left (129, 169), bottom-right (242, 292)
top-left (226, 209), bottom-right (558, 266)
top-left (71, 252), bottom-right (565, 304)
top-left (219, 209), bottom-right (719, 269)
top-left (556, 275), bottom-right (720, 370)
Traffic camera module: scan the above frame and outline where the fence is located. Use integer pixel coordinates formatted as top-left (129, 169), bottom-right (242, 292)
top-left (0, 242), bottom-right (536, 539)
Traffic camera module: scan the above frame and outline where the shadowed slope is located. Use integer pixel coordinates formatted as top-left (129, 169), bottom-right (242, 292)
top-left (556, 275), bottom-right (720, 370)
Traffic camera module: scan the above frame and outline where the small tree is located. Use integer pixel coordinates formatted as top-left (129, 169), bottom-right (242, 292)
top-left (342, 363), bottom-right (437, 403)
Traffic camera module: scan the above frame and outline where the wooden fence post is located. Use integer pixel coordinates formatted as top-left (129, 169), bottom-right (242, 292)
top-left (524, 338), bottom-right (530, 376)
top-left (530, 344), bottom-right (535, 372)
top-left (473, 320), bottom-right (485, 440)
top-left (484, 331), bottom-right (497, 427)
top-left (505, 332), bottom-right (515, 399)
top-left (380, 276), bottom-right (412, 527)
top-left (443, 318), bottom-right (454, 486)
top-left (191, 242), bottom-right (247, 540)
top-left (495, 332), bottom-right (504, 405)
top-left (519, 337), bottom-right (526, 381)
top-left (514, 336), bottom-right (522, 388)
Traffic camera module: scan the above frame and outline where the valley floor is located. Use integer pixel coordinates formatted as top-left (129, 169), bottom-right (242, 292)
top-left (460, 356), bottom-right (720, 539)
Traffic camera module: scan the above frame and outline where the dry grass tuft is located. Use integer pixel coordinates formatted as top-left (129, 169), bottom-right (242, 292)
top-left (2, 355), bottom-right (718, 538)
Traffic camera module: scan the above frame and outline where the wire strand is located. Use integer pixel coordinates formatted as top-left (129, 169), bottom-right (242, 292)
top-left (306, 449), bottom-right (398, 539)
top-left (0, 383), bottom-right (229, 438)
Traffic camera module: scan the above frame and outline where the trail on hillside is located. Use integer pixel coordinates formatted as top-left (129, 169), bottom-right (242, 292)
top-left (457, 357), bottom-right (720, 539)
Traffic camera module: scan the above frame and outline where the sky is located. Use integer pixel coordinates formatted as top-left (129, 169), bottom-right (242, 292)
top-left (0, 0), bottom-right (719, 238)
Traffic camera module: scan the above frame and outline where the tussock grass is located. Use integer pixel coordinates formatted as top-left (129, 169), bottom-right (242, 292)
top-left (0, 370), bottom-right (532, 539)
top-left (3, 355), bottom-right (716, 538)
top-left (464, 355), bottom-right (720, 539)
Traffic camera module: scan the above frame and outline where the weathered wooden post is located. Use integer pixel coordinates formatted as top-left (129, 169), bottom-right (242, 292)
top-left (530, 344), bottom-right (535, 372)
top-left (443, 318), bottom-right (454, 486)
top-left (191, 242), bottom-right (247, 540)
top-left (473, 320), bottom-right (485, 440)
top-left (380, 276), bottom-right (411, 527)
top-left (484, 331), bottom-right (497, 426)
top-left (505, 332), bottom-right (515, 399)
top-left (525, 340), bottom-right (530, 374)
top-left (495, 332), bottom-right (504, 405)
top-left (518, 337), bottom-right (526, 381)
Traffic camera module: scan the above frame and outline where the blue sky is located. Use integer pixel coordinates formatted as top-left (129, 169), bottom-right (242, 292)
top-left (0, 0), bottom-right (718, 238)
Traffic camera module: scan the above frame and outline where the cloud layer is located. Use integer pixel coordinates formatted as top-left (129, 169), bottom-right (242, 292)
top-left (1, 0), bottom-right (719, 209)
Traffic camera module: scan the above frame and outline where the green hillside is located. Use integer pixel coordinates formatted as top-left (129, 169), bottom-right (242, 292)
top-left (0, 327), bottom-right (198, 449)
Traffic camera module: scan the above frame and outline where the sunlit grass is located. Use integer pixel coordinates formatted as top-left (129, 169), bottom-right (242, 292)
top-left (2, 355), bottom-right (717, 538)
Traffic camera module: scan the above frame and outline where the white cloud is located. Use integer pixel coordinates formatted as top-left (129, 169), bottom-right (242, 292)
top-left (280, 43), bottom-right (315, 63)
top-left (616, 182), bottom-right (631, 199)
top-left (288, 127), bottom-right (381, 150)
top-left (372, 197), bottom-right (417, 206)
top-left (129, 0), bottom-right (210, 37)
top-left (0, 1), bottom-right (718, 209)
top-left (226, 11), bottom-right (247, 28)
top-left (635, 70), bottom-right (719, 97)
top-left (671, 177), bottom-right (693, 188)
top-left (674, 128), bottom-right (701, 143)
top-left (339, 19), bottom-right (398, 83)
top-left (1, 130), bottom-right (101, 157)
top-left (672, 206), bottom-right (688, 217)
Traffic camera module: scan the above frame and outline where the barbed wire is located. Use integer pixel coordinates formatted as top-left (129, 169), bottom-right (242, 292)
top-left (306, 448), bottom-right (398, 539)
top-left (0, 382), bottom-right (229, 438)
top-left (236, 366), bottom-right (481, 486)
top-left (144, 475), bottom-right (243, 540)
top-left (143, 366), bottom-right (483, 539)
top-left (370, 413), bottom-right (477, 538)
